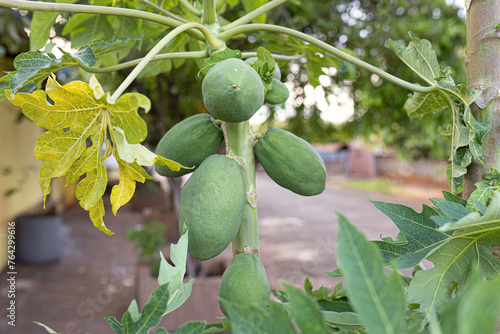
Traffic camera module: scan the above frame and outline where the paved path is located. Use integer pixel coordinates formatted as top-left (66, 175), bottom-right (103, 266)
top-left (0, 171), bottom-right (445, 333)
top-left (256, 170), bottom-right (440, 289)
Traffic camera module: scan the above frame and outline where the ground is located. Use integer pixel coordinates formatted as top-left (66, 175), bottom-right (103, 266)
top-left (0, 170), bottom-right (445, 333)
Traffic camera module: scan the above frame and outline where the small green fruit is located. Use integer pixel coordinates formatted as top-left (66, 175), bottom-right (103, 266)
top-left (255, 128), bottom-right (326, 196)
top-left (155, 114), bottom-right (223, 178)
top-left (264, 78), bottom-right (289, 105)
top-left (202, 58), bottom-right (265, 123)
top-left (218, 253), bottom-right (270, 317)
top-left (179, 154), bottom-right (246, 261)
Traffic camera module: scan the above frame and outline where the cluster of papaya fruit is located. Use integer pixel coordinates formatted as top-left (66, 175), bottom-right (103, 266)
top-left (155, 57), bottom-right (326, 316)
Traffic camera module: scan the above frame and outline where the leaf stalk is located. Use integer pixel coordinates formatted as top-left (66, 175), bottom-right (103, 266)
top-left (0, 0), bottom-right (205, 40)
top-left (110, 23), bottom-right (220, 102)
top-left (220, 24), bottom-right (439, 94)
top-left (221, 0), bottom-right (288, 31)
top-left (81, 50), bottom-right (208, 73)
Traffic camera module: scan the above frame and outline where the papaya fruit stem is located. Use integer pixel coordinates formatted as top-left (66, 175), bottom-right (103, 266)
top-left (226, 121), bottom-right (260, 256)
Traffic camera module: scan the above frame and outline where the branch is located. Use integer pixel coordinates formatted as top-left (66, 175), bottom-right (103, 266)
top-left (139, 0), bottom-right (189, 23)
top-left (241, 51), bottom-right (302, 61)
top-left (221, 0), bottom-right (288, 31)
top-left (81, 50), bottom-right (208, 73)
top-left (220, 24), bottom-right (439, 94)
top-left (0, 0), bottom-right (205, 40)
top-left (179, 0), bottom-right (201, 16)
top-left (110, 23), bottom-right (220, 102)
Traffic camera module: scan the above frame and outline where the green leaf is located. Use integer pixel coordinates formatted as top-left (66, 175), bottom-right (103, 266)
top-left (154, 328), bottom-right (168, 334)
top-left (385, 33), bottom-right (439, 85)
top-left (435, 269), bottom-right (500, 334)
top-left (483, 168), bottom-right (500, 181)
top-left (372, 201), bottom-right (449, 268)
top-left (104, 316), bottom-right (124, 334)
top-left (466, 181), bottom-right (496, 211)
top-left (220, 299), bottom-right (298, 334)
top-left (321, 311), bottom-right (366, 332)
top-left (121, 283), bottom-right (170, 333)
top-left (4, 47), bottom-right (95, 97)
top-left (256, 47), bottom-right (276, 85)
top-left (30, 12), bottom-right (59, 51)
top-left (62, 13), bottom-right (114, 48)
top-left (161, 0), bottom-right (179, 10)
top-left (434, 201), bottom-right (472, 220)
top-left (126, 299), bottom-right (141, 322)
top-left (337, 213), bottom-right (408, 334)
top-left (406, 192), bottom-right (500, 323)
top-left (241, 0), bottom-right (267, 23)
top-left (435, 67), bottom-right (456, 89)
top-left (201, 48), bottom-right (242, 72)
top-left (202, 318), bottom-right (232, 333)
top-left (34, 322), bottom-right (61, 334)
top-left (170, 321), bottom-right (206, 334)
top-left (283, 283), bottom-right (330, 334)
top-left (91, 37), bottom-right (141, 59)
top-left (5, 76), bottom-right (155, 235)
top-left (157, 228), bottom-right (195, 315)
top-left (403, 91), bottom-right (448, 118)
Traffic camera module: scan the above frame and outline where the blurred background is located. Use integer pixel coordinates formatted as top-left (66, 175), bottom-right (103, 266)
top-left (0, 0), bottom-right (464, 332)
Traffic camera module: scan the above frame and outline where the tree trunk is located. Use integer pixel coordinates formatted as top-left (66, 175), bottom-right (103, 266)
top-left (464, 1), bottom-right (500, 199)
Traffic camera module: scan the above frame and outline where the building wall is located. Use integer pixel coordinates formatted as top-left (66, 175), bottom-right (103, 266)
top-left (0, 98), bottom-right (43, 271)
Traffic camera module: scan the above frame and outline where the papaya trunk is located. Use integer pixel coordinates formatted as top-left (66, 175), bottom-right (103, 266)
top-left (464, 1), bottom-right (500, 199)
top-left (225, 121), bottom-right (260, 256)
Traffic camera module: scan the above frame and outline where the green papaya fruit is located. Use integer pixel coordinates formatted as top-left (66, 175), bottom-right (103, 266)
top-left (264, 78), bottom-right (289, 105)
top-left (255, 128), bottom-right (326, 196)
top-left (218, 253), bottom-right (270, 317)
top-left (179, 154), bottom-right (246, 261)
top-left (155, 114), bottom-right (224, 178)
top-left (244, 57), bottom-right (282, 80)
top-left (202, 58), bottom-right (265, 123)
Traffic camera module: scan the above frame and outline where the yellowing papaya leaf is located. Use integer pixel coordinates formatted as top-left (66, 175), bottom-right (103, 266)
top-left (110, 155), bottom-right (152, 216)
top-left (4, 75), bottom-right (165, 235)
top-left (111, 127), bottom-right (189, 171)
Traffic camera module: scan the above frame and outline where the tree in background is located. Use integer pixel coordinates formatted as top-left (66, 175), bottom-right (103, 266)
top-left (256, 0), bottom-right (465, 160)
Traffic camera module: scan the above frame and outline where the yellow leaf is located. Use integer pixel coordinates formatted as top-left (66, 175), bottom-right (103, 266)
top-left (6, 76), bottom-right (152, 234)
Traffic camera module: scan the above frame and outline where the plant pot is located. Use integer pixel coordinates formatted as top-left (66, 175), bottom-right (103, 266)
top-left (16, 214), bottom-right (63, 264)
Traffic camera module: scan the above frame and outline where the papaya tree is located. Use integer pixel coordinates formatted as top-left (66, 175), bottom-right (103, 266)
top-left (1, 1), bottom-right (500, 333)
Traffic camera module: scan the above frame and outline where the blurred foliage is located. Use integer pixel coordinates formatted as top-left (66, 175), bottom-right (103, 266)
top-left (126, 219), bottom-right (167, 276)
top-left (0, 8), bottom-right (30, 58)
top-left (0, 1), bottom-right (465, 159)
top-left (255, 0), bottom-right (465, 160)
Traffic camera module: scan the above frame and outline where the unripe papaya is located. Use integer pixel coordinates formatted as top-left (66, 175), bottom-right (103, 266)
top-left (218, 253), bottom-right (270, 317)
top-left (244, 57), bottom-right (282, 80)
top-left (179, 154), bottom-right (246, 261)
top-left (264, 78), bottom-right (289, 105)
top-left (255, 128), bottom-right (326, 196)
top-left (202, 58), bottom-right (265, 123)
top-left (155, 114), bottom-right (223, 178)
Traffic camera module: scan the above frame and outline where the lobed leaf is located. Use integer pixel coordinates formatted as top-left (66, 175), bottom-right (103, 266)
top-left (5, 76), bottom-right (182, 234)
top-left (337, 213), bottom-right (408, 334)
top-left (372, 201), bottom-right (450, 268)
top-left (433, 269), bottom-right (500, 334)
top-left (220, 299), bottom-right (297, 334)
top-left (284, 283), bottom-right (330, 334)
top-left (385, 32), bottom-right (439, 85)
top-left (157, 228), bottom-right (195, 315)
top-left (404, 91), bottom-right (448, 119)
top-left (376, 191), bottom-right (500, 324)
